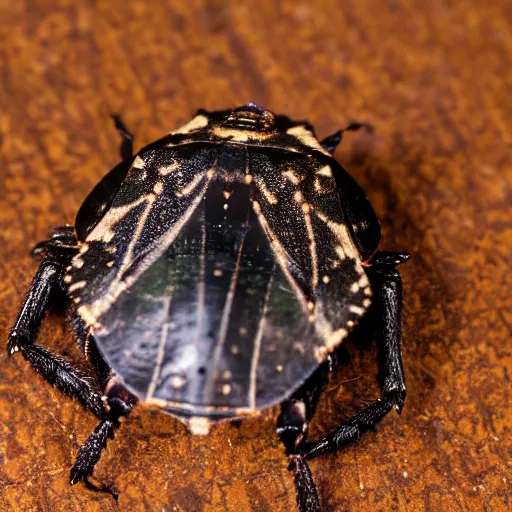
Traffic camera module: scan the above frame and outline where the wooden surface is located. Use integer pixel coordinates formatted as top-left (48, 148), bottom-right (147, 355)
top-left (0, 1), bottom-right (511, 511)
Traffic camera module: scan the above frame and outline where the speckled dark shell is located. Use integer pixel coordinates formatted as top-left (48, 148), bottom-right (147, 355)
top-left (68, 107), bottom-right (380, 421)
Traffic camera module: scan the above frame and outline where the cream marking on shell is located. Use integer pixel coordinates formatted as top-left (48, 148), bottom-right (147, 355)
top-left (362, 298), bottom-right (372, 308)
top-left (211, 127), bottom-right (273, 142)
top-left (146, 396), bottom-right (256, 418)
top-left (171, 115), bottom-right (209, 135)
top-left (77, 305), bottom-right (99, 328)
top-left (107, 261), bottom-right (115, 267)
top-left (302, 204), bottom-right (318, 288)
top-left (349, 305), bottom-right (365, 316)
top-left (322, 275), bottom-right (330, 284)
top-left (364, 286), bottom-right (372, 296)
top-left (86, 196), bottom-right (147, 243)
top-left (335, 246), bottom-right (346, 260)
top-left (64, 275), bottom-right (72, 284)
top-left (326, 328), bottom-right (348, 349)
top-left (282, 169), bottom-right (302, 185)
top-left (176, 172), bottom-right (205, 197)
top-left (132, 155), bottom-right (145, 169)
top-left (231, 345), bottom-right (240, 355)
top-left (239, 327), bottom-right (247, 336)
top-left (244, 174), bottom-right (253, 185)
top-left (146, 290), bottom-right (175, 400)
top-left (276, 364), bottom-right (283, 372)
top-left (153, 182), bottom-right (164, 195)
top-left (210, 239), bottom-right (246, 381)
top-left (316, 165), bottom-right (333, 177)
top-left (223, 191), bottom-right (232, 200)
top-left (252, 201), bottom-right (308, 312)
top-left (314, 209), bottom-right (361, 262)
top-left (314, 177), bottom-right (327, 194)
top-left (294, 191), bottom-right (304, 204)
top-left (255, 177), bottom-right (278, 204)
top-left (79, 245), bottom-right (89, 255)
top-left (350, 282), bottom-right (360, 293)
top-left (213, 269), bottom-right (223, 277)
top-left (84, 179), bottom-right (212, 323)
top-left (72, 258), bottom-right (84, 269)
top-left (159, 162), bottom-right (180, 175)
top-left (249, 270), bottom-right (275, 410)
top-left (68, 281), bottom-right (86, 293)
top-left (286, 125), bottom-right (331, 156)
top-left (222, 384), bottom-right (232, 395)
top-left (358, 274), bottom-right (370, 289)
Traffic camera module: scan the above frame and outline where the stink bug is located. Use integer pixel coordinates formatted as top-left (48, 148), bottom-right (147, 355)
top-left (8, 104), bottom-right (409, 511)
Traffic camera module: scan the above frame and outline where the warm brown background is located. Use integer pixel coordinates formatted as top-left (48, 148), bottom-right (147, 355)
top-left (0, 1), bottom-right (511, 511)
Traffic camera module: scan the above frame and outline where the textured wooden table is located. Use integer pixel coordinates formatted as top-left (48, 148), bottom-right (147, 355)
top-left (0, 1), bottom-right (511, 511)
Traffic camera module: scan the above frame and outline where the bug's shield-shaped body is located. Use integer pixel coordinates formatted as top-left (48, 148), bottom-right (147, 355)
top-left (67, 107), bottom-right (372, 428)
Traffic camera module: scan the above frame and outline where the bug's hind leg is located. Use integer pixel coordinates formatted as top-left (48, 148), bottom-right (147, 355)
top-left (69, 328), bottom-right (137, 492)
top-left (7, 227), bottom-right (103, 417)
top-left (303, 251), bottom-right (409, 460)
top-left (320, 122), bottom-right (373, 153)
top-left (277, 360), bottom-right (331, 512)
top-left (69, 389), bottom-right (134, 491)
top-left (111, 114), bottom-right (134, 160)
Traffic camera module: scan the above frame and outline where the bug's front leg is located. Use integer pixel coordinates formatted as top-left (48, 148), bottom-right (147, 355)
top-left (320, 121), bottom-right (373, 153)
top-left (303, 251), bottom-right (409, 460)
top-left (111, 114), bottom-right (134, 160)
top-left (7, 226), bottom-right (103, 417)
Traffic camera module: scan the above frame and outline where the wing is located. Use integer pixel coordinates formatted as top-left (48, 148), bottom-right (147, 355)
top-left (67, 143), bottom-right (218, 325)
top-left (68, 142), bottom-right (372, 418)
top-left (249, 147), bottom-right (372, 361)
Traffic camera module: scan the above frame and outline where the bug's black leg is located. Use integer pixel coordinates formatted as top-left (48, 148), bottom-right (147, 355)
top-left (304, 251), bottom-right (409, 460)
top-left (277, 362), bottom-right (330, 512)
top-left (70, 321), bottom-right (136, 491)
top-left (7, 227), bottom-right (104, 417)
top-left (70, 375), bottom-right (136, 491)
top-left (320, 122), bottom-right (374, 153)
top-left (111, 114), bottom-right (134, 160)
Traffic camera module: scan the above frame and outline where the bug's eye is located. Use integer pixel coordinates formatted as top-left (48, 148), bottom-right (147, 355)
top-left (223, 103), bottom-right (276, 132)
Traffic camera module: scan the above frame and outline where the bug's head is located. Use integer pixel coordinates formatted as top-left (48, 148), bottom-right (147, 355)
top-left (222, 103), bottom-right (276, 132)
top-left (198, 103), bottom-right (276, 134)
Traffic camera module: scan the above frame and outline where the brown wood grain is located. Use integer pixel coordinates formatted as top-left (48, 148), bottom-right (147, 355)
top-left (0, 1), bottom-right (511, 511)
